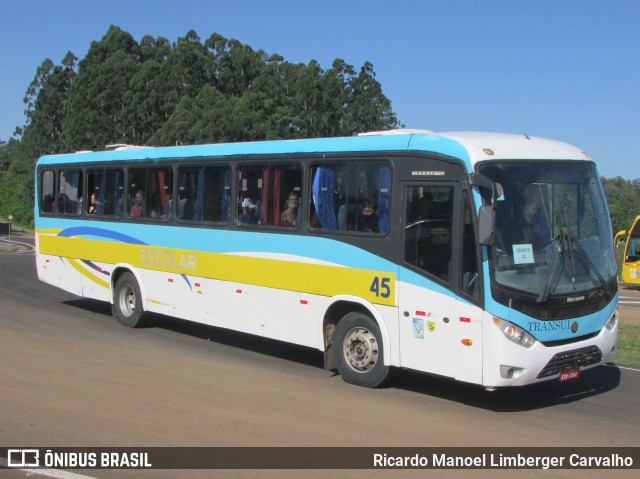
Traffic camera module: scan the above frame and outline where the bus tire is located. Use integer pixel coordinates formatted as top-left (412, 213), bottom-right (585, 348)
top-left (334, 312), bottom-right (392, 388)
top-left (113, 272), bottom-right (149, 328)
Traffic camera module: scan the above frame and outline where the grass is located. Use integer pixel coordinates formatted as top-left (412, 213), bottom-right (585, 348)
top-left (615, 323), bottom-right (640, 368)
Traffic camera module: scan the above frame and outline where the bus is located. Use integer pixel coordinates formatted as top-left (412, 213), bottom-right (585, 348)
top-left (615, 215), bottom-right (640, 285)
top-left (34, 130), bottom-right (619, 389)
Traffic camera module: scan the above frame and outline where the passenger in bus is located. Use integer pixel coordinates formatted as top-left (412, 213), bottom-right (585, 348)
top-left (239, 198), bottom-right (258, 224)
top-left (165, 194), bottom-right (173, 219)
top-left (357, 199), bottom-right (379, 233)
top-left (149, 196), bottom-right (167, 219)
top-left (43, 195), bottom-right (56, 214)
top-left (87, 193), bottom-right (97, 215)
top-left (280, 192), bottom-right (298, 226)
top-left (130, 190), bottom-right (145, 217)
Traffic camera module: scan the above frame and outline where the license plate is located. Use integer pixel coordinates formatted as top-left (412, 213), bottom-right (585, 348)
top-left (559, 368), bottom-right (580, 381)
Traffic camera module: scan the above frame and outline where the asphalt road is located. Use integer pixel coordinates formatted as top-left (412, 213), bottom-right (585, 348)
top-left (0, 238), bottom-right (639, 479)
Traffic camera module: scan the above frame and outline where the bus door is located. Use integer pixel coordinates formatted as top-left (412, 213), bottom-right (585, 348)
top-left (398, 183), bottom-right (484, 383)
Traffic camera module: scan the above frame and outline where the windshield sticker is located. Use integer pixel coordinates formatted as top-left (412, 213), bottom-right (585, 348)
top-left (513, 244), bottom-right (534, 264)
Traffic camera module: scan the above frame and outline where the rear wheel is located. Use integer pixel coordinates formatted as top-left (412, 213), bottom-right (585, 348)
top-left (113, 272), bottom-right (149, 328)
top-left (333, 312), bottom-right (393, 387)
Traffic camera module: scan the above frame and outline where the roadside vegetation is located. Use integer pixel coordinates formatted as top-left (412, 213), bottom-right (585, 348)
top-left (616, 322), bottom-right (640, 369)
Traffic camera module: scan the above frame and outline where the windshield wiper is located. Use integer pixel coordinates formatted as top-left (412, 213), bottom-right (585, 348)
top-left (537, 231), bottom-right (566, 303)
top-left (566, 234), bottom-right (612, 299)
top-left (537, 223), bottom-right (612, 304)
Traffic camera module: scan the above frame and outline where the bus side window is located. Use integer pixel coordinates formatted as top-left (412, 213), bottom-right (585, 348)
top-left (86, 168), bottom-right (124, 217)
top-left (311, 162), bottom-right (391, 233)
top-left (58, 169), bottom-right (83, 216)
top-left (238, 164), bottom-right (302, 227)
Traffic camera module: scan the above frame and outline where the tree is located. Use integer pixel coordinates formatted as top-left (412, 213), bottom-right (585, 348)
top-left (21, 52), bottom-right (77, 155)
top-left (0, 139), bottom-right (35, 225)
top-left (602, 176), bottom-right (640, 234)
top-left (4, 25), bottom-right (404, 226)
top-left (61, 26), bottom-right (142, 149)
top-left (344, 61), bottom-right (399, 134)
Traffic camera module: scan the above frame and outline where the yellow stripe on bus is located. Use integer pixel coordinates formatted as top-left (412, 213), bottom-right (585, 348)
top-left (38, 234), bottom-right (396, 306)
top-left (65, 257), bottom-right (110, 289)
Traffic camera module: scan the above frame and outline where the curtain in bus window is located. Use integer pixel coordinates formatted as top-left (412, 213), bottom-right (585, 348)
top-left (378, 165), bottom-right (391, 233)
top-left (113, 170), bottom-right (122, 215)
top-left (157, 170), bottom-right (168, 217)
top-left (261, 166), bottom-right (270, 225)
top-left (96, 172), bottom-right (106, 215)
top-left (237, 168), bottom-right (245, 223)
top-left (312, 166), bottom-right (337, 230)
top-left (70, 170), bottom-right (80, 215)
top-left (60, 171), bottom-right (81, 215)
top-left (192, 168), bottom-right (204, 220)
top-left (272, 167), bottom-right (281, 225)
top-left (222, 168), bottom-right (231, 222)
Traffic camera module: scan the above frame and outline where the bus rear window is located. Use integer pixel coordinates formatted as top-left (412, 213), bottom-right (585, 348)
top-left (39, 170), bottom-right (56, 214)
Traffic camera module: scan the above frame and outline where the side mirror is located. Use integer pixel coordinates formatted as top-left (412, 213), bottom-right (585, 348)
top-left (614, 230), bottom-right (627, 247)
top-left (469, 173), bottom-right (500, 246)
top-left (478, 205), bottom-right (494, 245)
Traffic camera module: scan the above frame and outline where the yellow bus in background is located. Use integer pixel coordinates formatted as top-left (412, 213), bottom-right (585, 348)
top-left (616, 215), bottom-right (640, 285)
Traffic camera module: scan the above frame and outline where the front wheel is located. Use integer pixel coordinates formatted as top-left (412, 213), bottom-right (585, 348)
top-left (113, 272), bottom-right (150, 328)
top-left (333, 312), bottom-right (393, 387)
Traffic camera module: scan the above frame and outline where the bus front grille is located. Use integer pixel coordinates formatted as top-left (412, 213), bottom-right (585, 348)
top-left (537, 346), bottom-right (603, 379)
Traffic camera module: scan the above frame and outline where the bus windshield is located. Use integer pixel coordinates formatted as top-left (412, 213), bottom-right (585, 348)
top-left (479, 161), bottom-right (616, 304)
top-left (624, 218), bottom-right (640, 263)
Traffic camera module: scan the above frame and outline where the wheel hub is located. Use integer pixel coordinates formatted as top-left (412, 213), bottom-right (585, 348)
top-left (119, 285), bottom-right (135, 317)
top-left (343, 327), bottom-right (378, 372)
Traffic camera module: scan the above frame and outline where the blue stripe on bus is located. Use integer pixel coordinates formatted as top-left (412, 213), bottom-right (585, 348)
top-left (40, 219), bottom-right (399, 272)
top-left (80, 259), bottom-right (111, 276)
top-left (57, 226), bottom-right (148, 245)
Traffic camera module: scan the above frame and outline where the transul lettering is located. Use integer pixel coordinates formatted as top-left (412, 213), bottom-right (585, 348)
top-left (141, 248), bottom-right (197, 272)
top-left (527, 320), bottom-right (571, 332)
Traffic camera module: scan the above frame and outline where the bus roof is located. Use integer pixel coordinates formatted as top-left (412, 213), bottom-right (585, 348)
top-left (35, 130), bottom-right (590, 170)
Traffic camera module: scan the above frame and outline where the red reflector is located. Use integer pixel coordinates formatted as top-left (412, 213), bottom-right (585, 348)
top-left (168, 278), bottom-right (173, 283)
top-left (236, 289), bottom-right (242, 294)
top-left (195, 283), bottom-right (201, 287)
top-left (416, 311), bottom-right (426, 316)
top-left (460, 317), bottom-right (471, 323)
top-left (300, 299), bottom-right (308, 305)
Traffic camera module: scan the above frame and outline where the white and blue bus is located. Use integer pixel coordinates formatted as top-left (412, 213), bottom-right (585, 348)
top-left (34, 130), bottom-right (619, 388)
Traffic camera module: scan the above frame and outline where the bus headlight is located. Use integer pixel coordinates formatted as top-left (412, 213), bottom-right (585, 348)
top-left (605, 307), bottom-right (619, 331)
top-left (493, 317), bottom-right (536, 348)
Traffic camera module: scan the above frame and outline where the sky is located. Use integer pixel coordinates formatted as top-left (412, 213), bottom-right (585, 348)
top-left (1, 0), bottom-right (639, 179)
